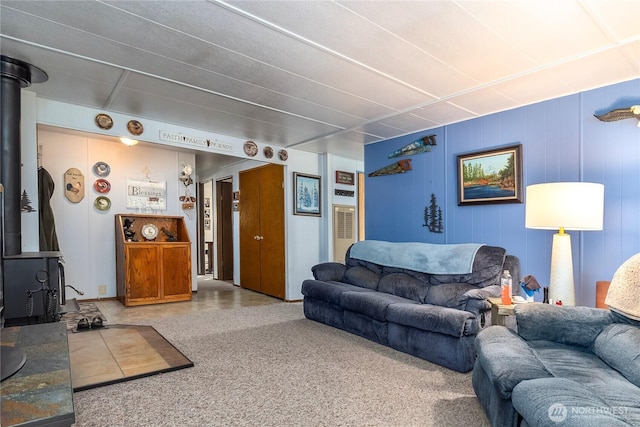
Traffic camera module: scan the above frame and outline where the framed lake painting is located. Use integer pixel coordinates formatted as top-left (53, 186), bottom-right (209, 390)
top-left (457, 144), bottom-right (523, 205)
top-left (294, 172), bottom-right (321, 216)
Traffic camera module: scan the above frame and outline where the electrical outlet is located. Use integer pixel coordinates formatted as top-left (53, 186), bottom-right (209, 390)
top-left (98, 285), bottom-right (107, 296)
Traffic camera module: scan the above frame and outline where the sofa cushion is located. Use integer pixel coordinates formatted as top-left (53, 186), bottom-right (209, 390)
top-left (377, 272), bottom-right (430, 302)
top-left (343, 266), bottom-right (381, 290)
top-left (345, 248), bottom-right (384, 274)
top-left (386, 303), bottom-right (478, 337)
top-left (301, 279), bottom-right (374, 306)
top-left (515, 304), bottom-right (614, 348)
top-left (340, 291), bottom-right (416, 321)
top-left (428, 245), bottom-right (506, 288)
top-left (474, 326), bottom-right (553, 399)
top-left (512, 378), bottom-right (638, 427)
top-left (528, 340), bottom-right (633, 388)
top-left (593, 323), bottom-right (640, 388)
top-left (424, 282), bottom-right (475, 309)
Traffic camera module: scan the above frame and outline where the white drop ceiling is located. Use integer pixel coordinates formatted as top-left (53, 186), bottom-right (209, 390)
top-left (1, 0), bottom-right (639, 167)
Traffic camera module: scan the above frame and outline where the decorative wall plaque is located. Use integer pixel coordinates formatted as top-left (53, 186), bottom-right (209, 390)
top-left (335, 170), bottom-right (355, 185)
top-left (335, 189), bottom-right (355, 197)
top-left (64, 167), bottom-right (85, 203)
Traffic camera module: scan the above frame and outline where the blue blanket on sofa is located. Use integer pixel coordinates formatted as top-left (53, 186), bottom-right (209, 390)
top-left (349, 240), bottom-right (484, 275)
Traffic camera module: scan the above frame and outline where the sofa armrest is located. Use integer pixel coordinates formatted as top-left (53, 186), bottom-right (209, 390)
top-left (462, 284), bottom-right (500, 315)
top-left (515, 304), bottom-right (614, 348)
top-left (311, 262), bottom-right (347, 282)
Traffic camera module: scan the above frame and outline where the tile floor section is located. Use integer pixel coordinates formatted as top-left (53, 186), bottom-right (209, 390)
top-left (93, 276), bottom-right (282, 324)
top-left (68, 325), bottom-right (189, 390)
top-left (69, 277), bottom-right (281, 389)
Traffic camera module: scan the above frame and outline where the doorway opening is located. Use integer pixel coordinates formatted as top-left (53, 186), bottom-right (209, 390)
top-left (215, 177), bottom-right (234, 281)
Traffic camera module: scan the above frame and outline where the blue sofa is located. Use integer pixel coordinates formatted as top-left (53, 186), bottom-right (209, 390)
top-left (472, 254), bottom-right (640, 427)
top-left (301, 241), bottom-right (520, 373)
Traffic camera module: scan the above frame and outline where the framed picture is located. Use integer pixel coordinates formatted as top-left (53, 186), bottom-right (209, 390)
top-left (335, 170), bottom-right (355, 185)
top-left (457, 144), bottom-right (523, 205)
top-left (294, 172), bottom-right (321, 216)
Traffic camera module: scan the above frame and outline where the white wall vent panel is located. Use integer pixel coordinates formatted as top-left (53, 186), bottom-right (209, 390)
top-left (333, 204), bottom-right (356, 263)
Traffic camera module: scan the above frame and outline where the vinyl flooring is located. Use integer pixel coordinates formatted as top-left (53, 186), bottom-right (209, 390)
top-left (93, 276), bottom-right (282, 324)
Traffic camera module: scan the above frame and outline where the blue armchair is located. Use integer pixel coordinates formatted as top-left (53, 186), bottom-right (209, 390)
top-left (472, 254), bottom-right (640, 427)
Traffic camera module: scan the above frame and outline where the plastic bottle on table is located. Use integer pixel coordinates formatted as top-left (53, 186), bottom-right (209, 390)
top-left (501, 270), bottom-right (513, 305)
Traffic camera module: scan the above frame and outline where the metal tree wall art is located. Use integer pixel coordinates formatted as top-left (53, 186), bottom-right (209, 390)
top-left (423, 193), bottom-right (443, 233)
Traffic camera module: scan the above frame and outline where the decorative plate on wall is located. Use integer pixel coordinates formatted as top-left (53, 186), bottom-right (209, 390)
top-left (94, 196), bottom-right (111, 211)
top-left (95, 113), bottom-right (113, 130)
top-left (263, 146), bottom-right (274, 159)
top-left (94, 178), bottom-right (111, 194)
top-left (127, 120), bottom-right (144, 136)
top-left (243, 140), bottom-right (258, 157)
top-left (93, 161), bottom-right (110, 177)
top-left (278, 149), bottom-right (288, 161)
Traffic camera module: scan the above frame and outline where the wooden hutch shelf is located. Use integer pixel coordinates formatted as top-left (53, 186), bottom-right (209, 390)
top-left (115, 214), bottom-right (192, 306)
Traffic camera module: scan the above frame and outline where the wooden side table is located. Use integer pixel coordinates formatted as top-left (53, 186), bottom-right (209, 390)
top-left (488, 297), bottom-right (516, 326)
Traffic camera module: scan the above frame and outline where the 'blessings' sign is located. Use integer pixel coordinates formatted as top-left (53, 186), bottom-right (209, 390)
top-left (127, 179), bottom-right (166, 210)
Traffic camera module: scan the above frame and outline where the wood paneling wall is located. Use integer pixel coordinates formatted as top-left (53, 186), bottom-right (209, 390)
top-left (365, 78), bottom-right (640, 307)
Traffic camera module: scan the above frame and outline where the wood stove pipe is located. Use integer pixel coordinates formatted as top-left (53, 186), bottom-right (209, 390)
top-left (0, 55), bottom-right (48, 255)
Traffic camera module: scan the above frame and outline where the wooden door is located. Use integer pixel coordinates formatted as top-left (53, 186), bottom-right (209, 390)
top-left (216, 180), bottom-right (234, 280)
top-left (239, 164), bottom-right (285, 298)
top-left (258, 164), bottom-right (285, 299)
top-left (239, 167), bottom-right (262, 292)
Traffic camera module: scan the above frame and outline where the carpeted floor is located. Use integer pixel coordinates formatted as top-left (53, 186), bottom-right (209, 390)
top-left (71, 302), bottom-right (490, 426)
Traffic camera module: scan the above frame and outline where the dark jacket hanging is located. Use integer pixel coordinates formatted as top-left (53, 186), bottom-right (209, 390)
top-left (38, 166), bottom-right (60, 251)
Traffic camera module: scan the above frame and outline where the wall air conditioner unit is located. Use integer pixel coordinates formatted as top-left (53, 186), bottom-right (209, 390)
top-left (333, 205), bottom-right (356, 263)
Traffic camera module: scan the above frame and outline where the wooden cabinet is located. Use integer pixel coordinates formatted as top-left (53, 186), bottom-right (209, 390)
top-left (239, 164), bottom-right (286, 299)
top-left (115, 214), bottom-right (192, 306)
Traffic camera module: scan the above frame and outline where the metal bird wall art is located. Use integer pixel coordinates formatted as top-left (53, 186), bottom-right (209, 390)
top-left (594, 105), bottom-right (640, 127)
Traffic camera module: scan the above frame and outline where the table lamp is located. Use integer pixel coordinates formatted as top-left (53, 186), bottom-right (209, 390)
top-left (525, 182), bottom-right (604, 306)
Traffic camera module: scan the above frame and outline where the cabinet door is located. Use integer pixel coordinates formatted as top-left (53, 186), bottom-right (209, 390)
top-left (162, 244), bottom-right (191, 299)
top-left (258, 164), bottom-right (285, 299)
top-left (125, 245), bottom-right (161, 302)
top-left (239, 167), bottom-right (262, 292)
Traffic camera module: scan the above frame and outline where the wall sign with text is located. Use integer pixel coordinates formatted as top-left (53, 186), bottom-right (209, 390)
top-left (335, 170), bottom-right (355, 185)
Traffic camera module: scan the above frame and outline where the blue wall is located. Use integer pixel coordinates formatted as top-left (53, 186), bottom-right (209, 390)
top-left (365, 78), bottom-right (640, 307)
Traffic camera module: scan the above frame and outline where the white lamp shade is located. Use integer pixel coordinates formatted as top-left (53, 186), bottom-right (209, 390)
top-left (525, 182), bottom-right (604, 231)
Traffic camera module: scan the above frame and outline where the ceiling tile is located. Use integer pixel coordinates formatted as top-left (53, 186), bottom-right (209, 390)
top-left (1, 0), bottom-right (638, 163)
top-left (412, 101), bottom-right (478, 126)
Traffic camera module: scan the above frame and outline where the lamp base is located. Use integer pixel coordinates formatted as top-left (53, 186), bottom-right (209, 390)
top-left (549, 232), bottom-right (576, 306)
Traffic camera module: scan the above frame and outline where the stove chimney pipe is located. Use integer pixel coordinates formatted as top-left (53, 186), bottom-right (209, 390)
top-left (0, 55), bottom-right (48, 256)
